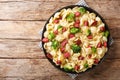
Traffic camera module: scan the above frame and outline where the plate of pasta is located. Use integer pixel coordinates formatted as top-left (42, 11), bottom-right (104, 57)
top-left (41, 5), bottom-right (110, 73)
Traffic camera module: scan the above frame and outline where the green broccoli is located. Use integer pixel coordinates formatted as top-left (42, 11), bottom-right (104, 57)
top-left (63, 64), bottom-right (73, 71)
top-left (79, 7), bottom-right (86, 14)
top-left (103, 30), bottom-right (109, 37)
top-left (66, 13), bottom-right (75, 22)
top-left (70, 27), bottom-right (80, 34)
top-left (51, 40), bottom-right (59, 50)
top-left (91, 47), bottom-right (97, 53)
top-left (48, 32), bottom-right (55, 40)
top-left (71, 44), bottom-right (81, 53)
top-left (84, 63), bottom-right (89, 68)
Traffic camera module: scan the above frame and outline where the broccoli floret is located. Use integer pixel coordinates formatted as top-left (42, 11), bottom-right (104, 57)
top-left (51, 40), bottom-right (59, 50)
top-left (79, 7), bottom-right (86, 14)
top-left (70, 27), bottom-right (80, 34)
top-left (91, 47), bottom-right (97, 53)
top-left (48, 32), bottom-right (55, 40)
top-left (71, 44), bottom-right (81, 53)
top-left (63, 64), bottom-right (73, 71)
top-left (66, 13), bottom-right (75, 22)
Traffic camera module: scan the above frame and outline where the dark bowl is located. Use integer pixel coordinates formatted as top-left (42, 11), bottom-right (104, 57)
top-left (41, 5), bottom-right (111, 74)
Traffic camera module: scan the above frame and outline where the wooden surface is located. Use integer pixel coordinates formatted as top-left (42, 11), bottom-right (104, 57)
top-left (0, 0), bottom-right (120, 80)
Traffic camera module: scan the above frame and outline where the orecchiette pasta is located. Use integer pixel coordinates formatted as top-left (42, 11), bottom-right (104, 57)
top-left (42, 6), bottom-right (109, 73)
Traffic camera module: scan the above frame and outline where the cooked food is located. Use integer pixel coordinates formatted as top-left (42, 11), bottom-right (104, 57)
top-left (42, 7), bottom-right (109, 73)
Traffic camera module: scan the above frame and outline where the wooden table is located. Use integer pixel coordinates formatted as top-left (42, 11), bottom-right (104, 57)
top-left (0, 0), bottom-right (119, 80)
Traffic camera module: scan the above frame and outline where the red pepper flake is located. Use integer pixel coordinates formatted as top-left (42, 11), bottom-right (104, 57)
top-left (46, 53), bottom-right (53, 60)
top-left (61, 39), bottom-right (68, 47)
top-left (75, 39), bottom-right (81, 45)
top-left (74, 65), bottom-right (80, 70)
top-left (56, 60), bottom-right (61, 65)
top-left (97, 42), bottom-right (102, 48)
top-left (84, 21), bottom-right (89, 26)
top-left (87, 35), bottom-right (93, 39)
top-left (103, 41), bottom-right (107, 47)
top-left (68, 34), bottom-right (75, 38)
top-left (75, 11), bottom-right (81, 17)
top-left (64, 52), bottom-right (70, 58)
top-left (42, 38), bottom-right (49, 43)
top-left (100, 26), bottom-right (105, 32)
top-left (78, 56), bottom-right (84, 60)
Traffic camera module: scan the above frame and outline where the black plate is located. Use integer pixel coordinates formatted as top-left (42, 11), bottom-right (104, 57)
top-left (41, 5), bottom-right (111, 74)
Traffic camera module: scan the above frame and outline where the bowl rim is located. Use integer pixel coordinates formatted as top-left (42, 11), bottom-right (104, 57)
top-left (41, 5), bottom-right (111, 74)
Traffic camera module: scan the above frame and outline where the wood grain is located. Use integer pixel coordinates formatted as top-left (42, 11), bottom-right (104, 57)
top-left (0, 39), bottom-right (44, 59)
top-left (0, 59), bottom-right (66, 77)
top-left (0, 0), bottom-right (119, 80)
top-left (0, 39), bottom-right (119, 59)
top-left (0, 20), bottom-right (119, 40)
top-left (0, 21), bottom-right (44, 39)
top-left (0, 0), bottom-right (119, 2)
top-left (0, 0), bottom-right (119, 20)
top-left (0, 59), bottom-right (119, 80)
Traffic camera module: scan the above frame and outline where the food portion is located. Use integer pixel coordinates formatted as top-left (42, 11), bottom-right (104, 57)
top-left (42, 7), bottom-right (109, 73)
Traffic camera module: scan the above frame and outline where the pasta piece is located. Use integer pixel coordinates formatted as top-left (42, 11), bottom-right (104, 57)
top-left (46, 23), bottom-right (54, 31)
top-left (72, 7), bottom-right (79, 12)
top-left (89, 13), bottom-right (96, 19)
top-left (54, 12), bottom-right (61, 19)
top-left (91, 26), bottom-right (97, 33)
top-left (55, 34), bottom-right (65, 42)
top-left (44, 31), bottom-right (49, 38)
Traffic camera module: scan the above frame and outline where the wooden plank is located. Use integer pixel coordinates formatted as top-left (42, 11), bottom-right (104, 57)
top-left (0, 20), bottom-right (119, 40)
top-left (0, 59), bottom-right (119, 80)
top-left (0, 39), bottom-right (44, 59)
top-left (0, 0), bottom-right (119, 2)
top-left (0, 77), bottom-right (52, 80)
top-left (0, 0), bottom-right (79, 2)
top-left (0, 39), bottom-right (119, 59)
top-left (0, 0), bottom-right (119, 20)
top-left (87, 1), bottom-right (120, 20)
top-left (0, 59), bottom-right (66, 77)
top-left (0, 76), bottom-right (72, 80)
top-left (0, 1), bottom-right (75, 20)
top-left (0, 21), bottom-right (45, 39)
top-left (0, 77), bottom-right (24, 80)
top-left (0, 0), bottom-right (119, 80)
top-left (105, 39), bottom-right (120, 59)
